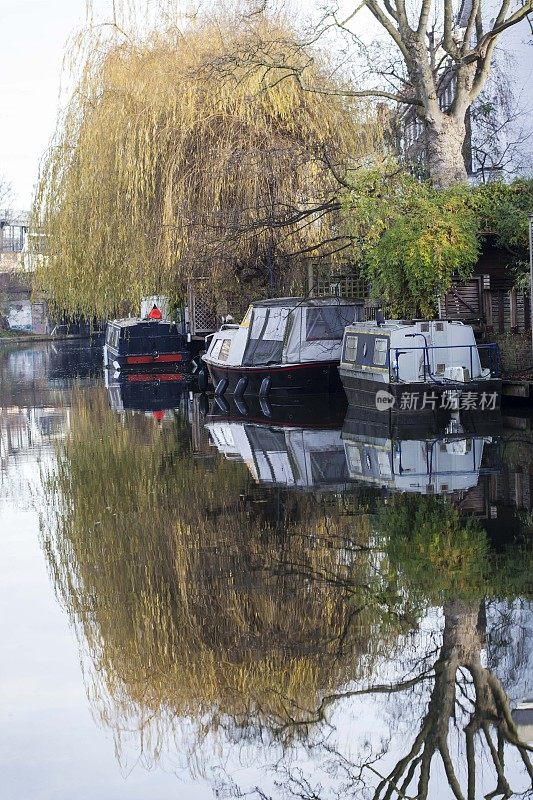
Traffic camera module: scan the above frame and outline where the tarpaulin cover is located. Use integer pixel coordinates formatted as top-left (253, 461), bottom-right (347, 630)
top-left (242, 306), bottom-right (290, 366)
top-left (284, 304), bottom-right (361, 364)
top-left (241, 301), bottom-right (362, 367)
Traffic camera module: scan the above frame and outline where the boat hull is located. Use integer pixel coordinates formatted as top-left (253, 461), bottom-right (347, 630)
top-left (105, 345), bottom-right (194, 372)
top-left (340, 372), bottom-right (502, 415)
top-left (204, 360), bottom-right (344, 397)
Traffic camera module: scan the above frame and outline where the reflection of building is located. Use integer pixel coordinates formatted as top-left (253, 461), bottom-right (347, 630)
top-left (0, 406), bottom-right (70, 461)
top-left (0, 406), bottom-right (71, 497)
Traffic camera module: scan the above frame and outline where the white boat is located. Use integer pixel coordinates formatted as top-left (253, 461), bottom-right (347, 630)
top-left (202, 297), bottom-right (364, 398)
top-left (339, 318), bottom-right (501, 413)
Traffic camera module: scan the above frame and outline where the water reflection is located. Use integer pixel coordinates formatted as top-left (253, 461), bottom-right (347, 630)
top-left (206, 397), bottom-right (349, 491)
top-left (104, 366), bottom-right (193, 414)
top-left (1, 343), bottom-right (532, 798)
top-left (38, 380), bottom-right (533, 798)
top-left (342, 412), bottom-right (501, 496)
top-left (0, 341), bottom-right (101, 499)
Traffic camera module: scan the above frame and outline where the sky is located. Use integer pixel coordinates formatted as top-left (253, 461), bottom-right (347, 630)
top-left (0, 0), bottom-right (111, 210)
top-left (0, 0), bottom-right (531, 211)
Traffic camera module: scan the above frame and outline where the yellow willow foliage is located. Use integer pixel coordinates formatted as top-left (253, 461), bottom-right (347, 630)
top-left (33, 15), bottom-right (384, 319)
top-left (41, 387), bottom-right (406, 765)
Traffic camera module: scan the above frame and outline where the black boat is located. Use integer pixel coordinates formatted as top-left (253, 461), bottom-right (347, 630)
top-left (104, 303), bottom-right (202, 373)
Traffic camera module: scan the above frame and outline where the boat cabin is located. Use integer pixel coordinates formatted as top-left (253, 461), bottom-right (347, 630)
top-left (104, 317), bottom-right (194, 370)
top-left (339, 319), bottom-right (501, 411)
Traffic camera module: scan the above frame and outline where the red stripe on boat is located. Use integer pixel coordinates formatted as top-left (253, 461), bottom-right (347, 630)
top-left (126, 353), bottom-right (184, 365)
top-left (126, 372), bottom-right (185, 382)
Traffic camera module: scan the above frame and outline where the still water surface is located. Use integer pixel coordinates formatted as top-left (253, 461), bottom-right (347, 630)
top-left (1, 340), bottom-right (532, 800)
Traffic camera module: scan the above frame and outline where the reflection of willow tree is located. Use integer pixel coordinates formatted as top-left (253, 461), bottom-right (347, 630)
top-left (266, 497), bottom-right (533, 800)
top-left (42, 388), bottom-right (412, 770)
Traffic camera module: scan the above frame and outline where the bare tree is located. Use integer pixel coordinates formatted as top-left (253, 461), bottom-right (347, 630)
top-left (0, 174), bottom-right (13, 218)
top-left (314, 1), bottom-right (533, 188)
top-left (469, 64), bottom-right (533, 181)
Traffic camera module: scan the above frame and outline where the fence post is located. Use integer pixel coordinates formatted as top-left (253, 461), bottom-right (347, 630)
top-left (510, 286), bottom-right (517, 333)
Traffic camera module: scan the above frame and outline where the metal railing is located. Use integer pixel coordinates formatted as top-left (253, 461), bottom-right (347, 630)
top-left (389, 342), bottom-right (500, 383)
top-left (393, 437), bottom-right (500, 480)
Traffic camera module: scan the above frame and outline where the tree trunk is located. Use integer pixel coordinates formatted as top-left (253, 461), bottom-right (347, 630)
top-left (425, 115), bottom-right (469, 189)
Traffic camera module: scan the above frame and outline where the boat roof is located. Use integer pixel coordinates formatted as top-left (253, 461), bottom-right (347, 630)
top-left (346, 319), bottom-right (466, 333)
top-left (107, 317), bottom-right (173, 327)
top-left (250, 296), bottom-right (364, 309)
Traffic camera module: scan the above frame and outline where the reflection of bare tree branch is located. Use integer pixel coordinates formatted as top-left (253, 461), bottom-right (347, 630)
top-left (271, 601), bottom-right (533, 800)
top-left (371, 601), bottom-right (533, 800)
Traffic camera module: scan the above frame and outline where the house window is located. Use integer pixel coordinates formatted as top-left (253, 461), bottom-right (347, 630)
top-left (374, 338), bottom-right (388, 366)
top-left (343, 335), bottom-right (358, 362)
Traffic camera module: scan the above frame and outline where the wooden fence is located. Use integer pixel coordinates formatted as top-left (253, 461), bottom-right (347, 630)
top-left (439, 275), bottom-right (530, 334)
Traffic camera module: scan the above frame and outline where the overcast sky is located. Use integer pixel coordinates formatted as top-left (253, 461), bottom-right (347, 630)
top-left (0, 0), bottom-right (113, 209)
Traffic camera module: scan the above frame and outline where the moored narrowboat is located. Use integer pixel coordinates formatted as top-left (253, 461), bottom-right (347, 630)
top-left (202, 297), bottom-right (364, 398)
top-left (339, 319), bottom-right (501, 414)
top-left (104, 302), bottom-right (200, 372)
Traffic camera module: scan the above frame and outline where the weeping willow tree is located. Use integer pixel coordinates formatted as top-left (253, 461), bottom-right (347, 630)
top-left (33, 11), bottom-right (384, 319)
top-left (41, 386), bottom-right (410, 772)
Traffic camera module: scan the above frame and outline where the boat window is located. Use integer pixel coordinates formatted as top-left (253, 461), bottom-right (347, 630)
top-left (374, 337), bottom-right (388, 366)
top-left (218, 339), bottom-right (232, 361)
top-left (306, 306), bottom-right (356, 341)
top-left (210, 339), bottom-right (223, 360)
top-left (250, 309), bottom-right (268, 339)
top-left (346, 444), bottom-right (362, 474)
top-left (310, 450), bottom-right (348, 483)
top-left (240, 305), bottom-right (252, 328)
top-left (262, 307), bottom-right (288, 341)
top-left (377, 450), bottom-right (392, 477)
top-left (343, 334), bottom-right (358, 362)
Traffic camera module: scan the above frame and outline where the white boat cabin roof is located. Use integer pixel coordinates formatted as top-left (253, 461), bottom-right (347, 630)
top-left (346, 319), bottom-right (468, 334)
top-left (205, 296), bottom-right (365, 368)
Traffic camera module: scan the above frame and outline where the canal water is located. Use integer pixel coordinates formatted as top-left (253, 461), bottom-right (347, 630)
top-left (1, 340), bottom-right (532, 800)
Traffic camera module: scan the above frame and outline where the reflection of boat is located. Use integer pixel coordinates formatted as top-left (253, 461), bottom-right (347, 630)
top-left (339, 318), bottom-right (501, 413)
top-left (208, 394), bottom-right (347, 428)
top-left (512, 702), bottom-right (533, 745)
top-left (206, 398), bottom-right (350, 490)
top-left (342, 413), bottom-right (500, 495)
top-left (203, 297), bottom-right (363, 398)
top-left (104, 368), bottom-right (192, 414)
